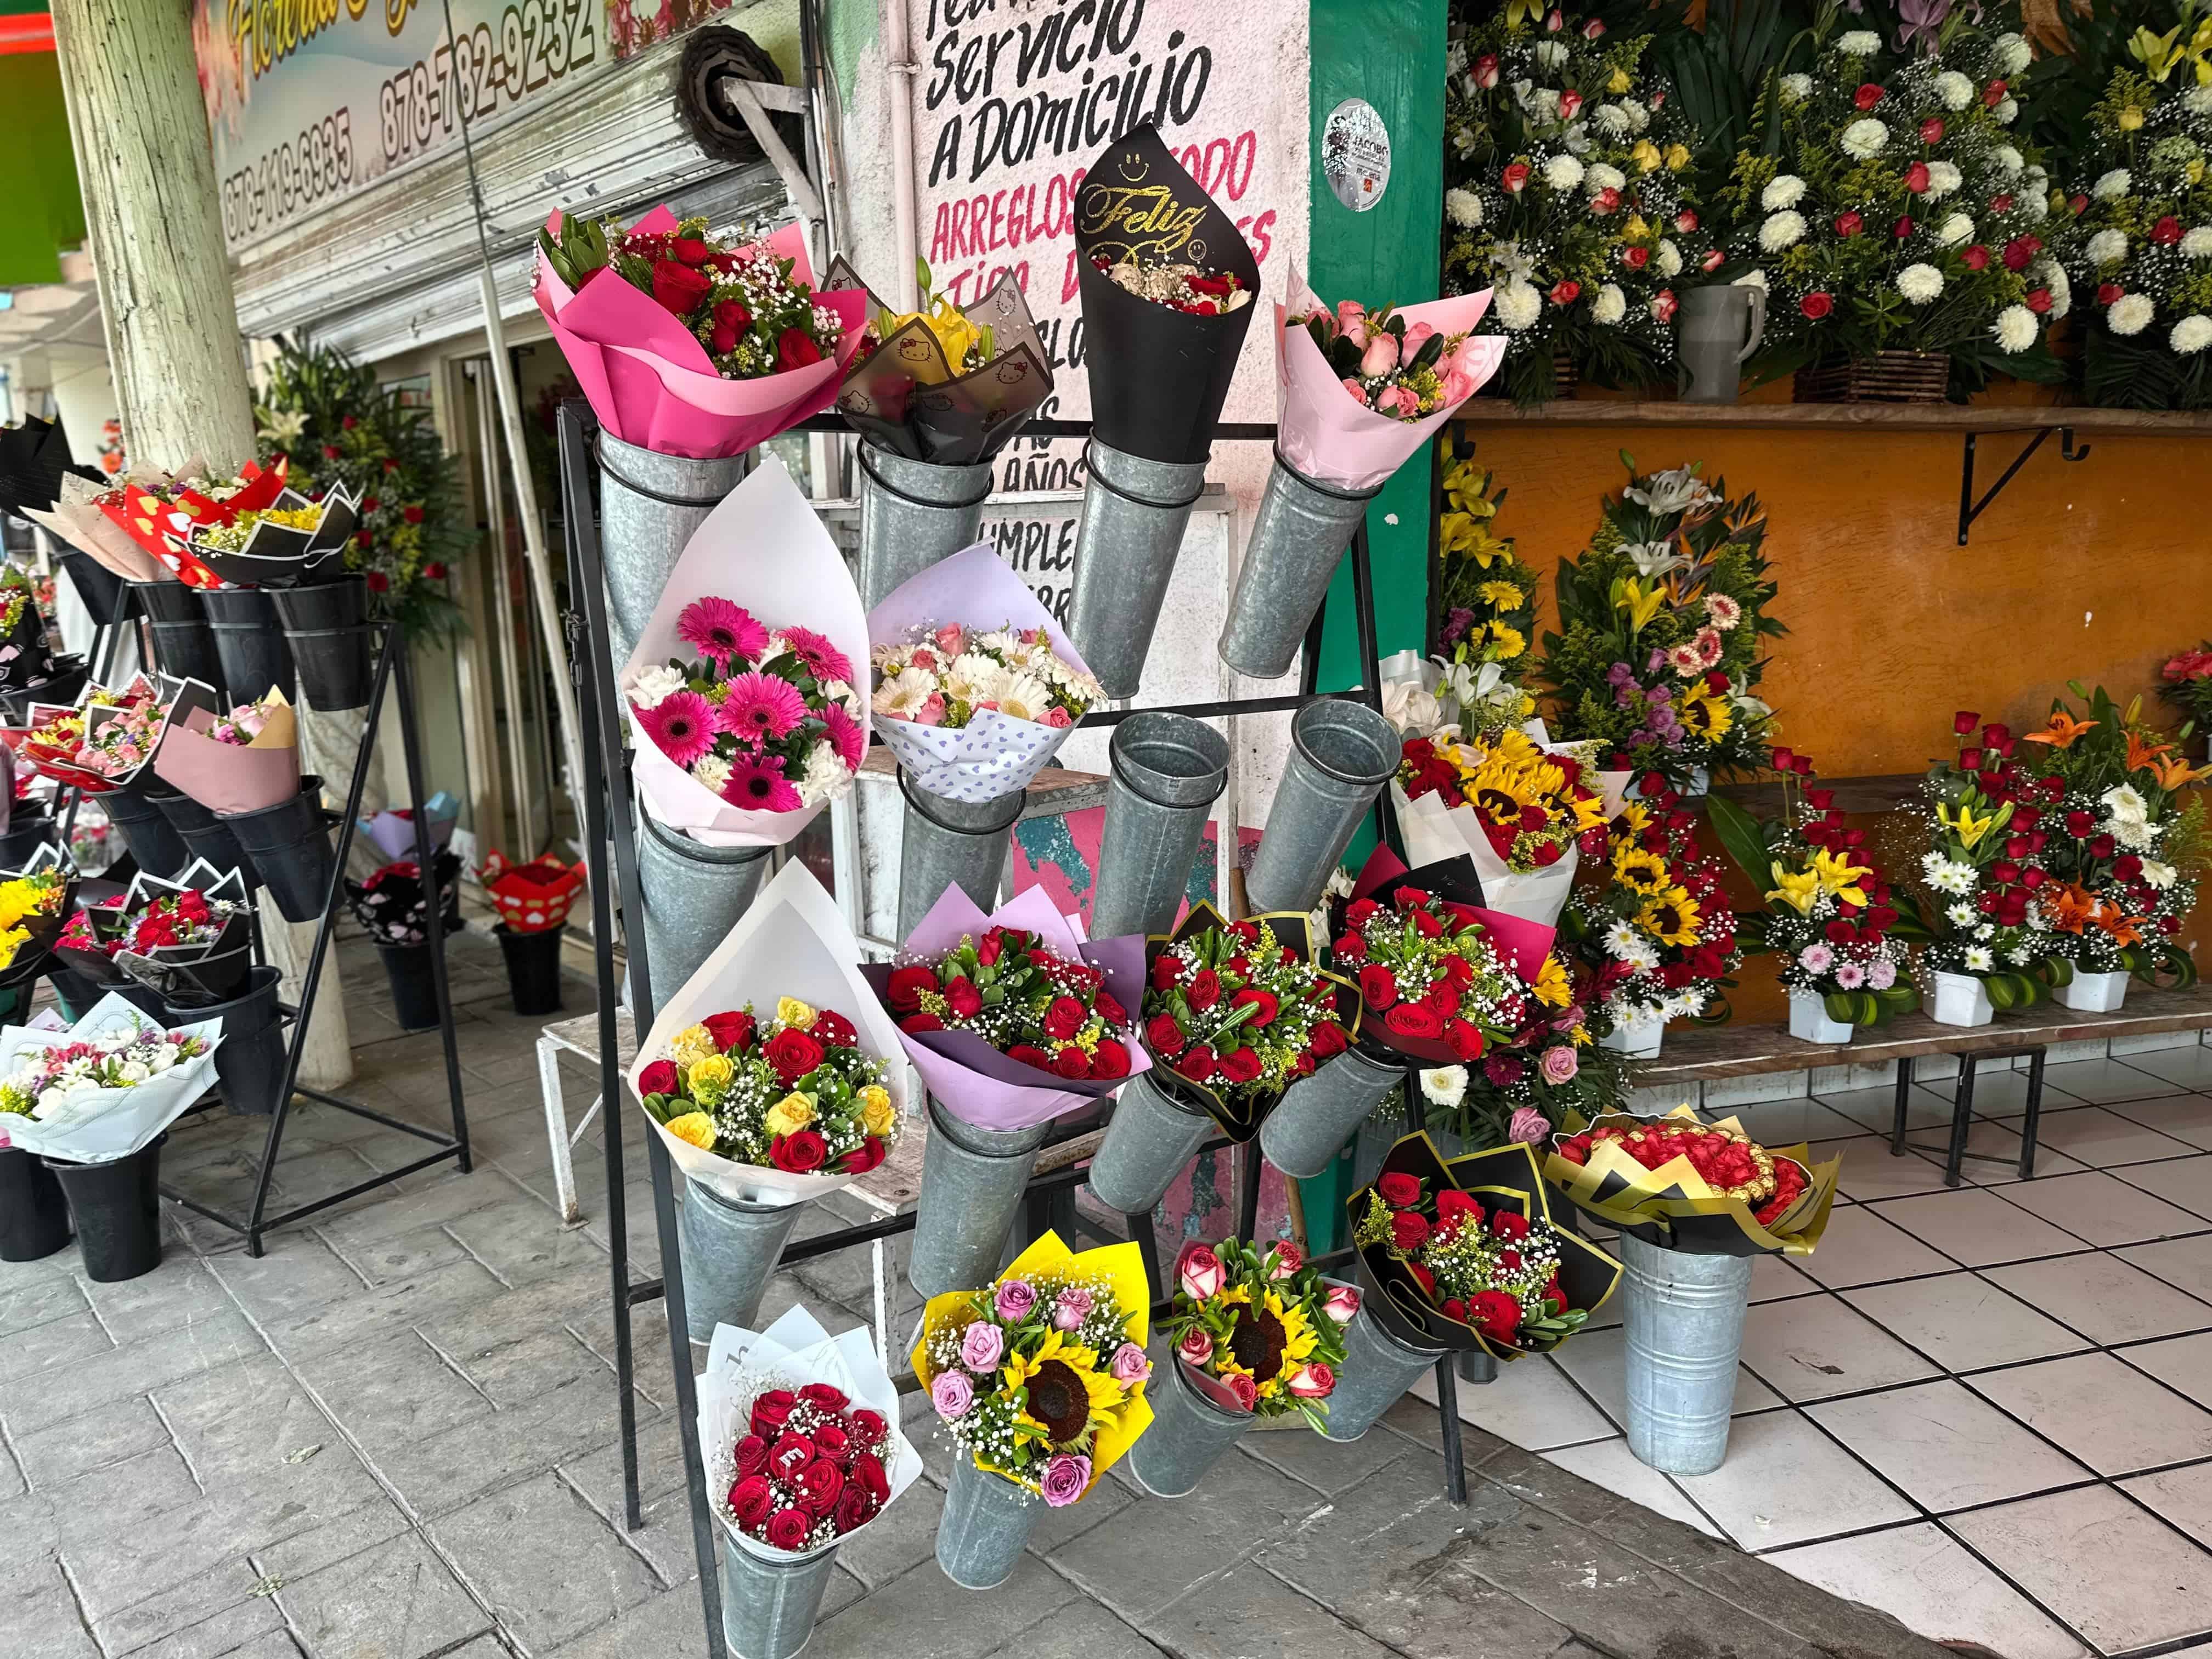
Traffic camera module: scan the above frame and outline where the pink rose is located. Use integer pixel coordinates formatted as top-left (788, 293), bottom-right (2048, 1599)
top-left (1044, 706), bottom-right (1073, 729)
top-left (1052, 1286), bottom-right (1094, 1331)
top-left (1223, 1372), bottom-right (1259, 1412)
top-left (1441, 366), bottom-right (1476, 405)
top-left (1336, 298), bottom-right (1370, 345)
top-left (916, 694), bottom-right (946, 727)
top-left (1401, 320), bottom-right (1436, 357)
top-left (993, 1278), bottom-right (1037, 1323)
top-left (1358, 332), bottom-right (1400, 377)
top-left (1288, 1363), bottom-right (1335, 1399)
top-left (1176, 1327), bottom-right (1214, 1366)
top-left (959, 1319), bottom-right (1003, 1372)
top-left (1176, 1243), bottom-right (1223, 1301)
top-left (933, 624), bottom-right (963, 656)
top-left (1509, 1106), bottom-right (1553, 1144)
top-left (1039, 1453), bottom-right (1091, 1508)
top-left (1539, 1046), bottom-right (1579, 1087)
top-left (930, 1370), bottom-right (973, 1419)
top-left (1323, 1283), bottom-right (1362, 1325)
top-left (1342, 377), bottom-right (1370, 404)
top-left (1380, 384), bottom-right (1420, 417)
top-left (1269, 1240), bottom-right (1303, 1279)
top-left (1109, 1341), bottom-right (1151, 1385)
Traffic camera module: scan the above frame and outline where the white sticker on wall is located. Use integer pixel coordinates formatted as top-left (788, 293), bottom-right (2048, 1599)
top-left (1322, 97), bottom-right (1391, 212)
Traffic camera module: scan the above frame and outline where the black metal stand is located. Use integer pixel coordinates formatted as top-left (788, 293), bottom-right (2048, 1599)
top-left (156, 623), bottom-right (471, 1257)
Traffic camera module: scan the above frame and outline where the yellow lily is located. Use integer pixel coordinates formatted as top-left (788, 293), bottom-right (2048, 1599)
top-left (1611, 576), bottom-right (1665, 635)
top-left (1767, 862), bottom-right (1822, 915)
top-left (1505, 0), bottom-right (1544, 25)
top-left (1808, 848), bottom-right (1870, 907)
top-left (1938, 798), bottom-right (2005, 851)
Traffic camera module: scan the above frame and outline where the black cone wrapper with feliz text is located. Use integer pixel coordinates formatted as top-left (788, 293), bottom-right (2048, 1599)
top-left (826, 259), bottom-right (1054, 466)
top-left (1074, 123), bottom-right (1262, 465)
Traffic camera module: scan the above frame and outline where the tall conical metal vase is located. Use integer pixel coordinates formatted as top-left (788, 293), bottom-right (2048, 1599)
top-left (596, 432), bottom-right (747, 669)
top-left (896, 774), bottom-right (1022, 940)
top-left (1217, 455), bottom-right (1381, 680)
top-left (633, 813), bottom-right (770, 1006)
top-left (1318, 1304), bottom-right (1451, 1443)
top-left (1126, 1358), bottom-right (1254, 1497)
top-left (908, 1098), bottom-right (1053, 1300)
top-left (1243, 698), bottom-right (1400, 915)
top-left (855, 442), bottom-right (996, 608)
top-left (1259, 1044), bottom-right (1403, 1180)
top-left (1065, 440), bottom-right (1211, 698)
top-left (1088, 713), bottom-right (1228, 941)
top-left (936, 1455), bottom-right (1043, 1589)
top-left (720, 1528), bottom-right (845, 1659)
top-left (1085, 1068), bottom-right (1212, 1217)
top-left (676, 1180), bottom-right (809, 1337)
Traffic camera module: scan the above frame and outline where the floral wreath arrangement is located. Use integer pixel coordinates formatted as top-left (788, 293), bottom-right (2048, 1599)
top-left (1708, 749), bottom-right (1920, 1034)
top-left (1536, 459), bottom-right (1784, 792)
top-left (1444, 6), bottom-right (1718, 403)
top-left (637, 998), bottom-right (900, 1181)
top-left (1162, 1238), bottom-right (1352, 1426)
top-left (1718, 22), bottom-right (2060, 392)
top-left (625, 595), bottom-right (866, 817)
top-left (884, 925), bottom-right (1133, 1084)
top-left (871, 622), bottom-right (1101, 732)
top-left (1434, 435), bottom-right (1539, 695)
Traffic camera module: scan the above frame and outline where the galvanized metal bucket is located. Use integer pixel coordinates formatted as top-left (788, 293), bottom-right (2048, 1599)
top-left (937, 1453), bottom-right (1043, 1589)
top-left (1259, 1045), bottom-right (1402, 1180)
top-left (634, 813), bottom-right (770, 1008)
top-left (1217, 456), bottom-right (1381, 680)
top-left (1085, 1069), bottom-right (1211, 1216)
top-left (1126, 1358), bottom-right (1254, 1497)
top-left (855, 442), bottom-right (996, 609)
top-left (1318, 1302), bottom-right (1451, 1443)
top-left (908, 1098), bottom-right (1053, 1300)
top-left (897, 773), bottom-right (1022, 941)
top-left (1088, 713), bottom-right (1228, 941)
top-left (720, 1528), bottom-right (843, 1659)
top-left (596, 431), bottom-right (748, 668)
top-left (1243, 698), bottom-right (1399, 916)
top-left (1618, 1230), bottom-right (1753, 1475)
top-left (677, 1178), bottom-right (808, 1337)
top-left (1065, 440), bottom-right (1211, 698)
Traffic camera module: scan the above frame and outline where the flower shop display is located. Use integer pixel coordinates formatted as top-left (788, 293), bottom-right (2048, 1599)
top-left (1717, 24), bottom-right (2062, 399)
top-left (1391, 725), bottom-right (1610, 927)
top-left (915, 1231), bottom-right (1154, 1587)
top-left (1328, 1136), bottom-right (1618, 1442)
top-left (1706, 752), bottom-right (1918, 1044)
top-left (2058, 63), bottom-right (2212, 408)
top-left (9, 673), bottom-right (210, 798)
top-left (862, 883), bottom-right (1144, 1297)
top-left (1536, 460), bottom-right (1783, 795)
top-left (1066, 122), bottom-right (1263, 697)
top-left (1090, 904), bottom-right (1353, 1215)
top-left (627, 861), bottom-right (907, 1336)
top-left (479, 850), bottom-right (588, 1017)
top-left (1544, 1103), bottom-right (1839, 1473)
top-left (18, 462), bottom-right (165, 588)
top-left (1443, 9), bottom-right (1718, 403)
top-left (95, 457), bottom-right (291, 589)
top-left (2018, 687), bottom-right (2207, 1009)
top-left (1217, 276), bottom-right (1503, 680)
top-left (1134, 1238), bottom-right (1353, 1496)
top-left (1566, 783), bottom-right (1740, 1057)
top-left (0, 848), bottom-right (73, 1001)
top-left (696, 1307), bottom-right (924, 1658)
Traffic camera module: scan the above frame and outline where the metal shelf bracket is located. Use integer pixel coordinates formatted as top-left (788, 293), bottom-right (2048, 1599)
top-left (1958, 425), bottom-right (2090, 545)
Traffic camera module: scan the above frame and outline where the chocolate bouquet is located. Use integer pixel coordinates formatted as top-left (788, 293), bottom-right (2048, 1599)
top-left (478, 850), bottom-right (586, 934)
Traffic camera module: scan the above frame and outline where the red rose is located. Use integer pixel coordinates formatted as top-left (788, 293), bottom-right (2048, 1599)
top-left (832, 1486), bottom-right (878, 1536)
top-left (1407, 1261), bottom-right (1436, 1297)
top-left (1309, 1022), bottom-right (1348, 1058)
top-left (651, 258), bottom-right (713, 315)
top-left (1423, 979), bottom-right (1462, 1019)
top-left (733, 1433), bottom-right (768, 1477)
top-left (1358, 964), bottom-right (1397, 1008)
top-left (1409, 907), bottom-right (1444, 939)
top-left (770, 1130), bottom-right (828, 1173)
top-left (1800, 292), bottom-right (1834, 320)
top-left (1007, 1043), bottom-right (1052, 1070)
top-left (764, 1026), bottom-right (823, 1082)
top-left (1491, 1209), bottom-right (1531, 1242)
top-left (849, 1413), bottom-right (888, 1453)
top-left (1229, 988), bottom-right (1278, 1027)
top-left (977, 932), bottom-right (1005, 967)
top-left (1854, 83), bottom-right (1884, 110)
top-left (1835, 211), bottom-right (1864, 238)
top-left (1442, 1299), bottom-right (1468, 1323)
top-left (2153, 216), bottom-right (2185, 246)
top-left (798, 1458), bottom-right (845, 1515)
top-left (811, 1010), bottom-right (857, 1048)
top-left (1984, 77), bottom-right (2008, 106)
top-left (944, 976), bottom-right (984, 1019)
top-left (1620, 244), bottom-right (1650, 270)
top-left (1218, 1047), bottom-right (1263, 1085)
top-left (1333, 931), bottom-right (1367, 962)
top-left (765, 1508), bottom-right (812, 1550)
top-left (751, 1389), bottom-right (797, 1436)
top-left (1548, 279), bottom-right (1582, 306)
top-left (702, 1010), bottom-right (755, 1053)
top-left (1468, 1290), bottom-right (1525, 1344)
top-left (1051, 1046), bottom-right (1092, 1079)
top-left (1376, 1172), bottom-right (1421, 1208)
top-left (885, 965), bottom-right (938, 1013)
top-left (1089, 1040), bottom-right (1130, 1080)
top-left (365, 571), bottom-right (390, 592)
top-left (1894, 215), bottom-right (1915, 239)
top-left (1919, 116), bottom-right (1945, 143)
top-left (714, 298), bottom-right (752, 331)
top-left (1178, 1045), bottom-right (1217, 1082)
top-left (899, 1013), bottom-right (944, 1035)
top-left (1187, 969), bottom-right (1221, 1012)
top-left (1345, 899), bottom-right (1379, 928)
top-left (729, 1474), bottom-right (774, 1530)
top-left (1095, 990), bottom-right (1127, 1028)
top-left (1435, 1189), bottom-right (1485, 1230)
top-left (1039, 995), bottom-right (1082, 1042)
top-left (1384, 1003), bottom-right (1442, 1040)
top-left (638, 1059), bottom-right (679, 1097)
top-left (673, 236), bottom-right (712, 266)
top-left (1904, 162), bottom-right (1931, 194)
top-left (1502, 160), bottom-right (1532, 194)
top-left (1963, 244), bottom-right (1991, 270)
top-left (1150, 953), bottom-right (1183, 990)
top-left (1145, 1013), bottom-right (1188, 1058)
top-left (776, 328), bottom-right (824, 370)
top-left (1389, 1210), bottom-right (1431, 1251)
top-left (1444, 1019), bottom-right (1486, 1063)
top-left (839, 1137), bottom-right (887, 1175)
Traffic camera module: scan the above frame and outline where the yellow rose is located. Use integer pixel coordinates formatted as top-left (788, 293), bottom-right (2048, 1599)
top-left (859, 1085), bottom-right (896, 1138)
top-left (2120, 105), bottom-right (2146, 131)
top-left (775, 997), bottom-right (817, 1031)
top-left (664, 1111), bottom-right (718, 1150)
top-left (1665, 144), bottom-right (1690, 171)
top-left (764, 1091), bottom-right (817, 1138)
top-left (1630, 139), bottom-right (1661, 174)
top-left (688, 1053), bottom-right (735, 1102)
top-left (669, 1025), bottom-right (720, 1066)
top-left (1607, 67), bottom-right (1631, 93)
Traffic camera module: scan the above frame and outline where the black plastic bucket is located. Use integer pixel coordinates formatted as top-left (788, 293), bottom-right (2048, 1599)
top-left (170, 965), bottom-right (286, 1116)
top-left (1, 657), bottom-right (89, 721)
top-left (218, 776), bottom-right (332, 924)
top-left (0, 810), bottom-right (55, 870)
top-left (270, 579), bottom-right (376, 713)
top-left (58, 550), bottom-right (129, 627)
top-left (48, 971), bottom-right (167, 1024)
top-left (129, 580), bottom-right (223, 687)
top-left (46, 1133), bottom-right (166, 1283)
top-left (101, 782), bottom-right (192, 879)
top-left (199, 588), bottom-right (297, 705)
top-left (377, 939), bottom-right (442, 1030)
top-left (495, 925), bottom-right (566, 1017)
top-left (0, 1144), bottom-right (70, 1261)
top-left (150, 787), bottom-right (262, 891)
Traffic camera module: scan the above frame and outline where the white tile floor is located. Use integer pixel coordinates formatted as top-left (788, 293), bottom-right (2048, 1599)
top-left (1424, 1034), bottom-right (2212, 1659)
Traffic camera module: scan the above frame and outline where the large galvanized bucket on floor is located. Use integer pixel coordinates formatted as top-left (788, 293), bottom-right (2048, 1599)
top-left (1085, 1069), bottom-right (1211, 1216)
top-left (597, 432), bottom-right (747, 668)
top-left (1065, 441), bottom-right (1211, 698)
top-left (720, 1528), bottom-right (844, 1659)
top-left (1618, 1231), bottom-right (1753, 1475)
top-left (677, 1178), bottom-right (808, 1337)
top-left (634, 813), bottom-right (770, 1008)
top-left (855, 443), bottom-right (995, 609)
top-left (1242, 697), bottom-right (1400, 916)
top-left (936, 1454), bottom-right (1042, 1589)
top-left (1317, 1301), bottom-right (1451, 1443)
top-left (1216, 456), bottom-right (1381, 680)
top-left (907, 1098), bottom-right (1053, 1300)
top-left (1087, 713), bottom-right (1228, 941)
top-left (1126, 1358), bottom-right (1254, 1497)
top-left (1259, 1045), bottom-right (1402, 1180)
top-left (896, 774), bottom-right (1022, 940)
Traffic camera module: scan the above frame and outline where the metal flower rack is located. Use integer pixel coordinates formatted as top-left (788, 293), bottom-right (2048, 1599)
top-left (557, 403), bottom-right (1477, 1657)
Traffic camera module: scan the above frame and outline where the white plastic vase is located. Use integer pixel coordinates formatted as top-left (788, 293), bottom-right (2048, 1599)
top-left (2057, 969), bottom-right (2129, 1013)
top-left (1787, 990), bottom-right (1853, 1046)
top-left (1929, 971), bottom-right (1995, 1028)
top-left (1599, 1014), bottom-right (1664, 1058)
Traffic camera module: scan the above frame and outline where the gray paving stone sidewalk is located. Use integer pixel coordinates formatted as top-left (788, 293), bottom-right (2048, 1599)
top-left (1, 928), bottom-right (1956, 1658)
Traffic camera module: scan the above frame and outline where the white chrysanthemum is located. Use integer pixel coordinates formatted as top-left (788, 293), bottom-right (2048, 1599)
top-left (1496, 279), bottom-right (1543, 331)
top-left (1993, 144), bottom-right (2025, 179)
top-left (1838, 29), bottom-right (1881, 54)
top-left (872, 665), bottom-right (939, 719)
top-left (1759, 210), bottom-right (1806, 251)
top-left (1992, 306), bottom-right (2039, 353)
top-left (1534, 40), bottom-right (1568, 69)
top-left (1762, 174), bottom-right (1807, 210)
top-left (1629, 100), bottom-right (1651, 131)
top-left (1781, 72), bottom-right (1813, 101)
top-left (1964, 945), bottom-right (1995, 972)
top-left (2109, 292), bottom-right (2155, 336)
top-left (2190, 85), bottom-right (2212, 114)
top-left (1594, 103), bottom-right (1633, 137)
top-left (994, 673), bottom-right (1055, 724)
top-left (1656, 238), bottom-right (1683, 276)
top-left (797, 740), bottom-right (850, 807)
top-left (1994, 32), bottom-right (2033, 75)
top-left (1586, 161), bottom-right (1627, 194)
top-left (2094, 168), bottom-right (2132, 201)
top-left (1897, 263), bottom-right (1944, 303)
top-left (2036, 259), bottom-right (2072, 319)
top-left (1994, 97), bottom-right (2017, 124)
top-left (2023, 163), bottom-right (2050, 193)
top-left (1543, 153), bottom-right (1585, 191)
top-left (2141, 859), bottom-right (2179, 889)
top-left (1445, 187), bottom-right (1483, 228)
top-left (1733, 268), bottom-right (1769, 292)
top-left (1935, 71), bottom-right (1974, 111)
top-left (1937, 213), bottom-right (1976, 247)
top-left (2021, 190), bottom-right (2048, 222)
top-left (944, 652), bottom-right (1008, 707)
top-left (2182, 227), bottom-right (2212, 259)
top-left (1924, 161), bottom-right (1962, 198)
top-left (1592, 284), bottom-right (1627, 325)
top-left (624, 664), bottom-right (689, 710)
top-left (2087, 228), bottom-right (2129, 266)
top-left (692, 753), bottom-right (733, 794)
top-left (2174, 315), bottom-right (2212, 354)
top-left (1842, 118), bottom-right (1889, 160)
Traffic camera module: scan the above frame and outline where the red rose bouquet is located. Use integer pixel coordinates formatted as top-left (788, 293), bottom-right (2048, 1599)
top-left (109, 863), bottom-right (255, 1007)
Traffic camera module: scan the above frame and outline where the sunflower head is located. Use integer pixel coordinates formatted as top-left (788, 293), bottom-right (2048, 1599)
top-left (1638, 887), bottom-right (1703, 949)
top-left (1533, 952), bottom-right (1573, 1008)
top-left (1611, 844), bottom-right (1671, 895)
top-left (1005, 1330), bottom-right (1121, 1448)
top-left (1681, 691), bottom-right (1734, 740)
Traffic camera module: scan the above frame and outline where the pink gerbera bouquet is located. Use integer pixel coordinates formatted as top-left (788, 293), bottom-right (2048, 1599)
top-left (624, 596), bottom-right (867, 816)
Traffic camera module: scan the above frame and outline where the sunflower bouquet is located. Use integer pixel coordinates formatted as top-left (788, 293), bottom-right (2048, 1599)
top-left (1392, 726), bottom-right (1610, 927)
top-left (1536, 460), bottom-right (1784, 794)
top-left (0, 860), bottom-right (72, 983)
top-left (1161, 1238), bottom-right (1352, 1427)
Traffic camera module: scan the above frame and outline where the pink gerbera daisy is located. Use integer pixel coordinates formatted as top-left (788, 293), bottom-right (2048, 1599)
top-left (822, 703), bottom-right (865, 771)
top-left (778, 625), bottom-right (855, 686)
top-left (677, 597), bottom-right (769, 666)
top-left (639, 691), bottom-right (717, 769)
top-left (723, 754), bottom-right (803, 812)
top-left (717, 670), bottom-right (808, 742)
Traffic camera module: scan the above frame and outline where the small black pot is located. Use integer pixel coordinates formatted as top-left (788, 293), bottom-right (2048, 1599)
top-left (101, 782), bottom-right (193, 879)
top-left (271, 579), bottom-right (375, 713)
top-left (0, 1144), bottom-right (71, 1261)
top-left (149, 787), bottom-right (262, 891)
top-left (168, 965), bottom-right (286, 1116)
top-left (59, 550), bottom-right (130, 627)
top-left (198, 588), bottom-right (297, 704)
top-left (377, 939), bottom-right (443, 1031)
top-left (218, 776), bottom-right (332, 924)
top-left (48, 970), bottom-right (167, 1024)
top-left (0, 810), bottom-right (55, 870)
top-left (46, 1133), bottom-right (166, 1283)
top-left (128, 580), bottom-right (224, 687)
top-left (1, 657), bottom-right (89, 722)
top-left (495, 924), bottom-right (566, 1017)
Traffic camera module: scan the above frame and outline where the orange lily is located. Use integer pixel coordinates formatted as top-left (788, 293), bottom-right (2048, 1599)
top-left (2042, 882), bottom-right (2098, 934)
top-left (2094, 902), bottom-right (2146, 948)
top-left (2151, 753), bottom-right (2212, 790)
top-left (2126, 730), bottom-right (2175, 773)
top-left (2027, 710), bottom-right (2098, 749)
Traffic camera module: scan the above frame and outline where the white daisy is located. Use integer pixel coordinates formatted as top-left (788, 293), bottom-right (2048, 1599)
top-left (1964, 946), bottom-right (1995, 972)
top-left (872, 666), bottom-right (939, 719)
top-left (994, 673), bottom-right (1055, 724)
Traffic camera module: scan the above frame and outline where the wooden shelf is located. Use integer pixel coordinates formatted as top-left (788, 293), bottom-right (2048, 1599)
top-left (1453, 402), bottom-right (2212, 433)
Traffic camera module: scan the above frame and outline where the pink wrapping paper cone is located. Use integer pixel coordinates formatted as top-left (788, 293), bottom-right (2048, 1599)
top-left (152, 708), bottom-right (301, 815)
